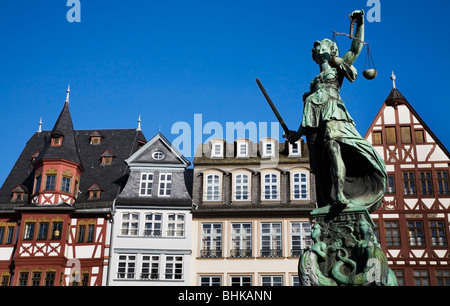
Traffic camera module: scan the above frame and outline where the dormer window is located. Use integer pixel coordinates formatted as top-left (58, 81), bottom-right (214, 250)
top-left (11, 185), bottom-right (26, 202)
top-left (210, 139), bottom-right (224, 158)
top-left (261, 138), bottom-right (277, 158)
top-left (51, 136), bottom-right (62, 147)
top-left (31, 151), bottom-right (40, 163)
top-left (88, 184), bottom-right (102, 200)
top-left (90, 131), bottom-right (103, 145)
top-left (101, 150), bottom-right (114, 165)
top-left (289, 141), bottom-right (301, 157)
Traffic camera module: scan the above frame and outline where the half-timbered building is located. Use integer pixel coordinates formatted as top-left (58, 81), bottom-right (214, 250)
top-left (365, 73), bottom-right (450, 286)
top-left (0, 87), bottom-right (146, 286)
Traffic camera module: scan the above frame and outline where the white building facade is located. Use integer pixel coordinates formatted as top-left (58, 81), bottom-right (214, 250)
top-left (107, 133), bottom-right (193, 286)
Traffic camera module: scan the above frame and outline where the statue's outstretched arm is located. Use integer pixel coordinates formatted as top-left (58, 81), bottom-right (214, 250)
top-left (342, 10), bottom-right (365, 66)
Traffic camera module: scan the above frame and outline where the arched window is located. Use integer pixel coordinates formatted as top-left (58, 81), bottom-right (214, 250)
top-left (262, 172), bottom-right (279, 200)
top-left (292, 171), bottom-right (309, 200)
top-left (204, 173), bottom-right (221, 201)
top-left (234, 173), bottom-right (250, 201)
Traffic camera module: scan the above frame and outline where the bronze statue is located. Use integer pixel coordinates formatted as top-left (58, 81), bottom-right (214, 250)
top-left (287, 9), bottom-right (386, 213)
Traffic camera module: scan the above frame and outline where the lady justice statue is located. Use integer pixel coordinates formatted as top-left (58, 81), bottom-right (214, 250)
top-left (284, 9), bottom-right (396, 286)
top-left (287, 9), bottom-right (386, 213)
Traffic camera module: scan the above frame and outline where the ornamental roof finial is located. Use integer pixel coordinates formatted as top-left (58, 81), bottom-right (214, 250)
top-left (390, 71), bottom-right (396, 89)
top-left (65, 85), bottom-right (70, 103)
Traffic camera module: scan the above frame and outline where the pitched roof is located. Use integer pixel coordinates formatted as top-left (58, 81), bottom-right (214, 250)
top-left (0, 128), bottom-right (147, 209)
top-left (34, 101), bottom-right (82, 165)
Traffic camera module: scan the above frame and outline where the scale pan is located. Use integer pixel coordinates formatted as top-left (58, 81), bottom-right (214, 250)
top-left (363, 69), bottom-right (377, 80)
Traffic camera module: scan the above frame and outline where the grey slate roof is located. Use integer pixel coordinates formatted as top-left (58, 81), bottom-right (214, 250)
top-left (0, 128), bottom-right (146, 210)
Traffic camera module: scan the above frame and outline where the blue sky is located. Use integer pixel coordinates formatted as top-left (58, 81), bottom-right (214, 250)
top-left (1, 1), bottom-right (449, 186)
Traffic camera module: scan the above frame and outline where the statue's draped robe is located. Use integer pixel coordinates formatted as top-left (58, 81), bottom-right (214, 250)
top-left (301, 62), bottom-right (386, 212)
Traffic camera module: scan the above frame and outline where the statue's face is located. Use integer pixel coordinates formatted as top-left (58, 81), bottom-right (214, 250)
top-left (312, 43), bottom-right (331, 64)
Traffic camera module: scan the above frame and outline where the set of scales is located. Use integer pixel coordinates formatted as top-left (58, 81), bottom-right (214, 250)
top-left (330, 14), bottom-right (377, 80)
top-left (256, 13), bottom-right (377, 140)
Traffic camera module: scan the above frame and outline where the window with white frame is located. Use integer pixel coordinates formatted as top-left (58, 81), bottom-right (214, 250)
top-left (261, 222), bottom-right (282, 257)
top-left (144, 213), bottom-right (162, 237)
top-left (211, 143), bottom-right (223, 158)
top-left (141, 255), bottom-right (160, 280)
top-left (237, 142), bottom-right (248, 158)
top-left (139, 173), bottom-right (153, 196)
top-left (167, 214), bottom-right (185, 237)
top-left (165, 256), bottom-right (183, 280)
top-left (201, 223), bottom-right (222, 258)
top-left (230, 223), bottom-right (252, 257)
top-left (292, 171), bottom-right (309, 200)
top-left (234, 173), bottom-right (250, 201)
top-left (291, 222), bottom-right (312, 257)
top-left (200, 276), bottom-right (222, 286)
top-left (261, 275), bottom-right (283, 286)
top-left (289, 141), bottom-right (301, 157)
top-left (121, 213), bottom-right (139, 236)
top-left (262, 172), bottom-right (279, 200)
top-left (263, 142), bottom-right (274, 157)
top-left (158, 173), bottom-right (172, 197)
top-left (230, 275), bottom-right (252, 286)
top-left (204, 173), bottom-right (221, 201)
top-left (117, 255), bottom-right (136, 279)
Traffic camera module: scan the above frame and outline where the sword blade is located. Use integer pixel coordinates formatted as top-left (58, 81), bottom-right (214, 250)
top-left (256, 78), bottom-right (291, 135)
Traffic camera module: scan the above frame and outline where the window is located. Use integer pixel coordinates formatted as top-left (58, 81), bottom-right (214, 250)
top-left (415, 130), bottom-right (425, 144)
top-left (61, 176), bottom-right (71, 193)
top-left (211, 143), bottom-right (223, 158)
top-left (263, 142), bottom-right (274, 157)
top-left (117, 255), bottom-right (136, 279)
top-left (167, 214), bottom-right (184, 237)
top-left (289, 141), bottom-right (301, 156)
top-left (200, 276), bottom-right (222, 286)
top-left (400, 126), bottom-right (412, 144)
top-left (37, 222), bottom-right (49, 240)
top-left (436, 270), bottom-right (450, 286)
top-left (88, 184), bottom-right (102, 200)
top-left (204, 174), bottom-right (221, 201)
top-left (292, 172), bottom-right (308, 200)
top-left (413, 270), bottom-right (430, 286)
top-left (262, 173), bottom-right (279, 200)
top-left (402, 171), bottom-right (416, 195)
top-left (437, 170), bottom-right (449, 195)
top-left (45, 175), bottom-right (56, 191)
top-left (101, 150), bottom-right (113, 165)
top-left (6, 226), bottom-right (14, 244)
top-left (430, 220), bottom-right (447, 247)
top-left (87, 224), bottom-right (95, 242)
top-left (372, 131), bottom-right (382, 145)
top-left (394, 269), bottom-right (405, 286)
top-left (144, 213), bottom-right (162, 237)
top-left (141, 255), bottom-right (160, 280)
top-left (385, 127), bottom-right (396, 144)
top-left (237, 143), bottom-right (248, 158)
top-left (78, 224), bottom-right (86, 242)
top-left (165, 256), bottom-right (183, 280)
top-left (152, 151), bottom-right (165, 160)
top-left (51, 222), bottom-right (63, 240)
top-left (230, 276), bottom-right (252, 286)
top-left (121, 213), bottom-right (139, 236)
top-left (291, 222), bottom-right (312, 257)
top-left (51, 136), bottom-right (62, 146)
top-left (385, 221), bottom-right (401, 247)
top-left (139, 173), bottom-right (153, 196)
top-left (419, 171), bottom-right (433, 195)
top-left (230, 223), bottom-right (252, 257)
top-left (234, 173), bottom-right (250, 201)
top-left (261, 275), bottom-right (283, 286)
top-left (386, 174), bottom-right (395, 193)
top-left (18, 271), bottom-right (29, 286)
top-left (158, 173), bottom-right (172, 197)
top-left (44, 270), bottom-right (55, 286)
top-left (31, 270), bottom-right (41, 286)
top-left (0, 227), bottom-right (4, 245)
top-left (34, 175), bottom-right (42, 194)
top-left (24, 222), bottom-right (35, 240)
top-left (261, 222), bottom-right (282, 257)
top-left (201, 223), bottom-right (222, 258)
top-left (408, 221), bottom-right (425, 247)
top-left (90, 136), bottom-right (101, 145)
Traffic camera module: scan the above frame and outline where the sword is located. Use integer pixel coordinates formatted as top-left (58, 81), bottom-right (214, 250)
top-left (256, 78), bottom-right (294, 139)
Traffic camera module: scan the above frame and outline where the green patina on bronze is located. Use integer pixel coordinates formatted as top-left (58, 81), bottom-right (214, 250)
top-left (286, 9), bottom-right (397, 286)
